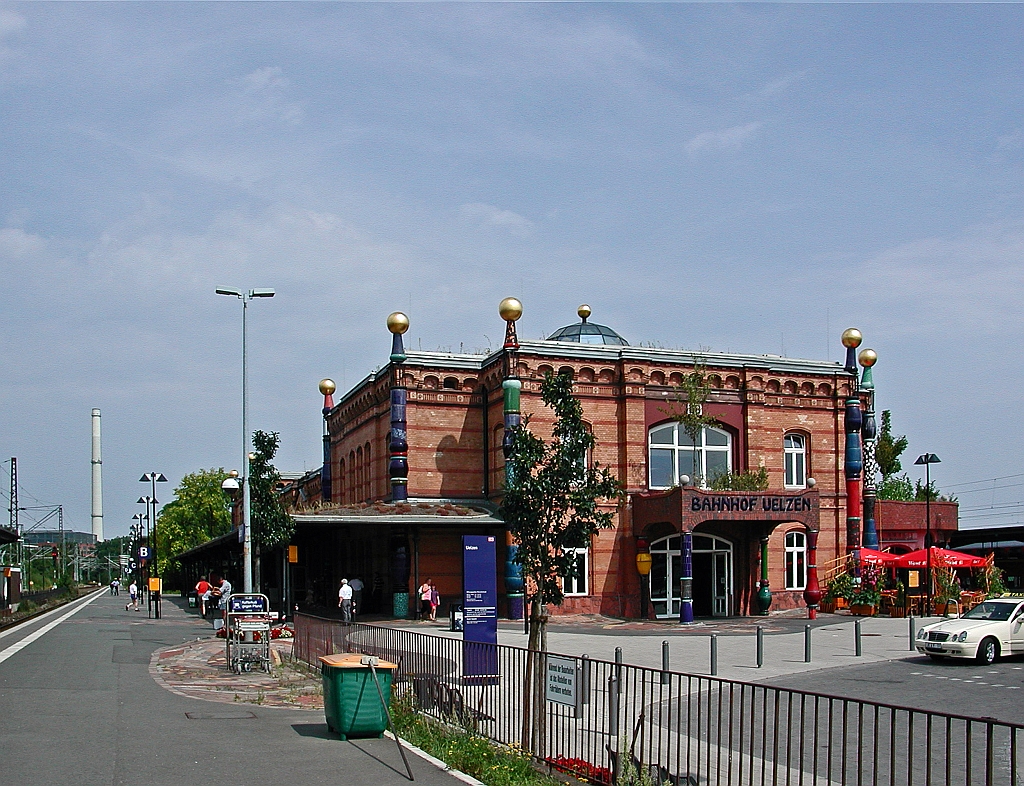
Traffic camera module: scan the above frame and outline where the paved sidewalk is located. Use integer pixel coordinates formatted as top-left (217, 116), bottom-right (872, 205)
top-left (381, 610), bottom-right (937, 682)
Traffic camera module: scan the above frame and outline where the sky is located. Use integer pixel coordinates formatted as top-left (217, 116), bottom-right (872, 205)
top-left (1, 2), bottom-right (1022, 540)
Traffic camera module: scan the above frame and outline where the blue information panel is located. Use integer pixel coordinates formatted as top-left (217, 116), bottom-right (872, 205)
top-left (463, 535), bottom-right (498, 680)
top-left (228, 594), bottom-right (269, 613)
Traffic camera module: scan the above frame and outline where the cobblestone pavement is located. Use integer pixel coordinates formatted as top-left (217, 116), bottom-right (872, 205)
top-left (149, 636), bottom-right (325, 710)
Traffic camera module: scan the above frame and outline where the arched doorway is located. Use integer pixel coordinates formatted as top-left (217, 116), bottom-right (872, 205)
top-left (650, 533), bottom-right (733, 618)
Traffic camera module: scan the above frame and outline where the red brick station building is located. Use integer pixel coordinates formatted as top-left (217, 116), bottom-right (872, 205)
top-left (277, 303), bottom-right (956, 621)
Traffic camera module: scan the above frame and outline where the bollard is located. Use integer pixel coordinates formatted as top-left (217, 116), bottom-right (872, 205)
top-left (661, 641), bottom-right (670, 685)
top-left (615, 647), bottom-right (623, 694)
top-left (608, 675), bottom-right (619, 737)
top-left (855, 619), bottom-right (862, 657)
top-left (581, 654), bottom-right (591, 704)
top-left (756, 626), bottom-right (764, 668)
top-left (909, 617), bottom-right (916, 651)
top-left (711, 634), bottom-right (718, 676)
top-left (805, 624), bottom-right (811, 663)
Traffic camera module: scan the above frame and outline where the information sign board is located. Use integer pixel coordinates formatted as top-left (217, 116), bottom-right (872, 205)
top-left (228, 594), bottom-right (269, 613)
top-left (463, 535), bottom-right (498, 680)
top-left (545, 655), bottom-right (578, 707)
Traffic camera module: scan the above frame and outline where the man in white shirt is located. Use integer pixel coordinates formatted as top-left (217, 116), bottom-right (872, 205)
top-left (338, 578), bottom-right (353, 622)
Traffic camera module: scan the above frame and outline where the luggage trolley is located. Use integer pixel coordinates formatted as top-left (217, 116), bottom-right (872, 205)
top-left (225, 593), bottom-right (273, 674)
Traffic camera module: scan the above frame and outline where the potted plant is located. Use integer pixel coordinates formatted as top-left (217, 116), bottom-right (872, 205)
top-left (933, 567), bottom-right (961, 616)
top-left (983, 563), bottom-right (1006, 598)
top-left (889, 580), bottom-right (907, 617)
top-left (822, 572), bottom-right (854, 613)
top-left (850, 564), bottom-right (884, 615)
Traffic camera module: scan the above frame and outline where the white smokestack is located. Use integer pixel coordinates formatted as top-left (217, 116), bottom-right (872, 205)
top-left (91, 408), bottom-right (103, 542)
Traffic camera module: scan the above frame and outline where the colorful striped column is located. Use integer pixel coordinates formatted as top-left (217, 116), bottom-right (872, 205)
top-left (387, 312), bottom-right (410, 503)
top-left (499, 297), bottom-right (524, 620)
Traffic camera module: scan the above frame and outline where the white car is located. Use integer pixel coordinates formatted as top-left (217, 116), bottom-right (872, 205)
top-left (915, 596), bottom-right (1024, 664)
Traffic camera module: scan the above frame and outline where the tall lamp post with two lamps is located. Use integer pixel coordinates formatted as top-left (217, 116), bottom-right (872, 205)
top-left (139, 473), bottom-right (167, 618)
top-left (914, 452), bottom-right (941, 615)
top-left (216, 287), bottom-right (275, 594)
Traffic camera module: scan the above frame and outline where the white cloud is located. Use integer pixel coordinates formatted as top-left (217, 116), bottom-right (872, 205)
top-left (0, 226), bottom-right (44, 256)
top-left (855, 221), bottom-right (1024, 338)
top-left (230, 66), bottom-right (303, 125)
top-left (459, 203), bottom-right (534, 237)
top-left (685, 122), bottom-right (764, 155)
top-left (996, 130), bottom-right (1024, 151)
top-left (0, 9), bottom-right (26, 39)
top-left (757, 70), bottom-right (809, 99)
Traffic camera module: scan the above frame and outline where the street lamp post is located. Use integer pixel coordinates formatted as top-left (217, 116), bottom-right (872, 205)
top-left (914, 453), bottom-right (941, 615)
top-left (135, 499), bottom-right (155, 617)
top-left (139, 474), bottom-right (167, 618)
top-left (217, 287), bottom-right (275, 594)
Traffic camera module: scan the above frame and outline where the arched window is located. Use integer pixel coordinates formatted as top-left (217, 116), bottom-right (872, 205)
top-left (785, 530), bottom-right (807, 590)
top-left (648, 422), bottom-right (732, 488)
top-left (784, 433), bottom-right (807, 489)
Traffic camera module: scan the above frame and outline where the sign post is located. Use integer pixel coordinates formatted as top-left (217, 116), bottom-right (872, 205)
top-left (463, 535), bottom-right (498, 682)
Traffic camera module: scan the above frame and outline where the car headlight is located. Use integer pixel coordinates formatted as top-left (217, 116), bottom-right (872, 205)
top-left (956, 631), bottom-right (968, 642)
top-left (917, 629), bottom-right (928, 640)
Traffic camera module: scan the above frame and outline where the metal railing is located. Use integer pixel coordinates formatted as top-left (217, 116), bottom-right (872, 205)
top-left (294, 613), bottom-right (1023, 786)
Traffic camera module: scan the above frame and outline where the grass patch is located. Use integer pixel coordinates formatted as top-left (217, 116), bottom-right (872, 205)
top-left (390, 691), bottom-right (563, 786)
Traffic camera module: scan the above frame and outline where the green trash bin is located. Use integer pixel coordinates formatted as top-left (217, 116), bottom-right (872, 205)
top-left (320, 653), bottom-right (397, 740)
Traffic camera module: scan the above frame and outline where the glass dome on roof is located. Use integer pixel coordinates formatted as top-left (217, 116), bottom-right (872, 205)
top-left (547, 306), bottom-right (629, 346)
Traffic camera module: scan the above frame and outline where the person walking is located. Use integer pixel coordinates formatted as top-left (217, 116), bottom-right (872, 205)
top-left (194, 575), bottom-right (211, 617)
top-left (418, 579), bottom-right (432, 621)
top-left (349, 576), bottom-right (364, 618)
top-left (429, 580), bottom-right (440, 622)
top-left (127, 580), bottom-right (139, 611)
top-left (338, 579), bottom-right (353, 622)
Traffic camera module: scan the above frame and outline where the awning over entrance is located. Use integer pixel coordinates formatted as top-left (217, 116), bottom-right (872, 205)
top-left (631, 486), bottom-right (823, 621)
top-left (631, 486), bottom-right (820, 536)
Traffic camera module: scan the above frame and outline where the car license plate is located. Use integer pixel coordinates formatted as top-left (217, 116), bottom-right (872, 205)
top-left (926, 643), bottom-right (943, 651)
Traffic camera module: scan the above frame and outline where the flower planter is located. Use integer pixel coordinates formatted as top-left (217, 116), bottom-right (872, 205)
top-left (834, 597), bottom-right (849, 610)
top-left (889, 605), bottom-right (907, 618)
top-left (819, 599), bottom-right (837, 614)
top-left (850, 604), bottom-right (876, 616)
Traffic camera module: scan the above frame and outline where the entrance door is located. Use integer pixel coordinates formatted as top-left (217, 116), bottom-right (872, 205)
top-left (650, 534), bottom-right (733, 618)
top-left (713, 551), bottom-right (730, 616)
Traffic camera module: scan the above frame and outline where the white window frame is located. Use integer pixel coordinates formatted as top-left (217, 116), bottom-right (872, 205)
top-left (784, 433), bottom-right (807, 489)
top-left (562, 547), bottom-right (589, 596)
top-left (785, 530), bottom-right (807, 591)
top-left (648, 423), bottom-right (732, 489)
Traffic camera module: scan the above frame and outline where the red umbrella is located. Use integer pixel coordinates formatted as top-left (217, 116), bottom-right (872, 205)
top-left (893, 547), bottom-right (988, 569)
top-left (859, 548), bottom-right (899, 565)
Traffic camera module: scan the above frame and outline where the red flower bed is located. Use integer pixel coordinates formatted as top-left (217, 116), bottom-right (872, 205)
top-left (546, 755), bottom-right (611, 785)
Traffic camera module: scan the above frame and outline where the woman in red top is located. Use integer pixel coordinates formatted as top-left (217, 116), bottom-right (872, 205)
top-left (195, 576), bottom-right (211, 617)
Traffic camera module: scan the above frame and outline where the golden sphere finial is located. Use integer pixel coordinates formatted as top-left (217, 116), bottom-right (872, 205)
top-left (387, 312), bottom-right (410, 335)
top-left (841, 328), bottom-right (863, 348)
top-left (319, 378), bottom-right (336, 396)
top-left (577, 304), bottom-right (592, 321)
top-left (858, 348), bottom-right (877, 368)
top-left (499, 297), bottom-right (523, 322)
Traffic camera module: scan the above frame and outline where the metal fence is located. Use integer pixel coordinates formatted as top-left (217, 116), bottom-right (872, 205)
top-left (294, 613), bottom-right (1023, 786)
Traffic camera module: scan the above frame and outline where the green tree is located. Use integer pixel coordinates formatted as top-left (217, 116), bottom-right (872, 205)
top-left (875, 410), bottom-right (908, 483)
top-left (501, 372), bottom-right (623, 755)
top-left (250, 430), bottom-right (294, 590)
top-left (155, 468), bottom-right (233, 577)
